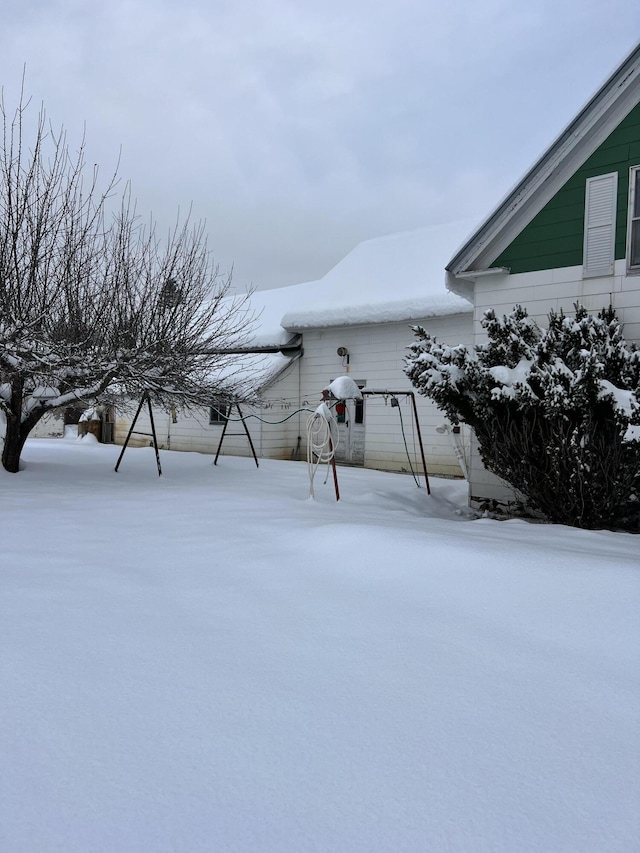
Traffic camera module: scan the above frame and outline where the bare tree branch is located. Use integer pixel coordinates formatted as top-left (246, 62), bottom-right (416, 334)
top-left (0, 88), bottom-right (257, 472)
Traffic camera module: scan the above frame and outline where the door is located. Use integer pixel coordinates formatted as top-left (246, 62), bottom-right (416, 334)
top-left (333, 380), bottom-right (365, 466)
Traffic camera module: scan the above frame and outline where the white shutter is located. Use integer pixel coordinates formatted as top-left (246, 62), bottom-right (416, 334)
top-left (583, 172), bottom-right (617, 277)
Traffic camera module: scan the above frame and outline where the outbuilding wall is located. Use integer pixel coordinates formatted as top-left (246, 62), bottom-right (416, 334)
top-left (30, 410), bottom-right (65, 438)
top-left (112, 313), bottom-right (473, 478)
top-left (114, 359), bottom-right (302, 462)
top-left (294, 313), bottom-right (472, 477)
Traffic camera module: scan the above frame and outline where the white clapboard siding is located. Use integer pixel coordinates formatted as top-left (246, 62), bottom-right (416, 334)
top-left (29, 409), bottom-right (65, 438)
top-left (114, 359), bottom-right (302, 462)
top-left (112, 313), bottom-right (473, 478)
top-left (294, 314), bottom-right (473, 477)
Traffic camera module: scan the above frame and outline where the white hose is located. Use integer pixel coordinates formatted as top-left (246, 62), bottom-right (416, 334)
top-left (306, 404), bottom-right (339, 498)
top-left (436, 423), bottom-right (468, 480)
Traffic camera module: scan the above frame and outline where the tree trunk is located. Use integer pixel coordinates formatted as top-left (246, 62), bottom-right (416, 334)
top-left (1, 381), bottom-right (43, 473)
top-left (2, 417), bottom-right (29, 472)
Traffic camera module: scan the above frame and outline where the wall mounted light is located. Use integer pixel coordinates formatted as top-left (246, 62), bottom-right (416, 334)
top-left (336, 346), bottom-right (350, 368)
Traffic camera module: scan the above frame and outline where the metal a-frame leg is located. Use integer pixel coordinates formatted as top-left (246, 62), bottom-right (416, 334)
top-left (147, 395), bottom-right (163, 476)
top-left (329, 437), bottom-right (340, 501)
top-left (115, 395), bottom-right (146, 473)
top-left (214, 403), bottom-right (259, 468)
top-left (409, 392), bottom-right (430, 494)
top-left (213, 411), bottom-right (230, 465)
top-left (114, 393), bottom-right (163, 476)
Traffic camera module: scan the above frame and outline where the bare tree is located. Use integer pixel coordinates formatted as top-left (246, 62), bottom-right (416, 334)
top-left (0, 90), bottom-right (255, 473)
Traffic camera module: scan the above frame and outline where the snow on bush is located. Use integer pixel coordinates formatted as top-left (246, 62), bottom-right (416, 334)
top-left (405, 304), bottom-right (640, 530)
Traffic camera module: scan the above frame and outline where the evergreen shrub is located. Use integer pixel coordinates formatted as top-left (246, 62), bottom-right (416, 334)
top-left (405, 304), bottom-right (640, 530)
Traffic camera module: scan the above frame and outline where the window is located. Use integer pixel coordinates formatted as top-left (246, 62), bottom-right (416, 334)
top-left (627, 165), bottom-right (640, 271)
top-left (209, 402), bottom-right (229, 424)
top-left (583, 172), bottom-right (617, 278)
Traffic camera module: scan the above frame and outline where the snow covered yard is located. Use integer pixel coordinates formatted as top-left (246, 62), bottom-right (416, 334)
top-left (1, 438), bottom-right (638, 853)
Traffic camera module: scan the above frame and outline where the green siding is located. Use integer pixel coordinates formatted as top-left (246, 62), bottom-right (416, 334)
top-left (493, 102), bottom-right (640, 273)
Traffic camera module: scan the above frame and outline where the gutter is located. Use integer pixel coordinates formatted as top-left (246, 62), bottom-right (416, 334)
top-left (197, 334), bottom-right (303, 356)
top-left (446, 267), bottom-right (510, 300)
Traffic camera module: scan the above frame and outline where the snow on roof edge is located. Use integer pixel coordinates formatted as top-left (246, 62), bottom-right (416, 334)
top-left (281, 293), bottom-right (472, 331)
top-left (245, 219), bottom-right (476, 342)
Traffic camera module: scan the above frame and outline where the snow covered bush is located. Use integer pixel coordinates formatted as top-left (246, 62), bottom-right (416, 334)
top-left (405, 304), bottom-right (640, 530)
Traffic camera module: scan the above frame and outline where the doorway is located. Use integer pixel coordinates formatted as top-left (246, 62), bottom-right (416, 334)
top-left (333, 379), bottom-right (365, 465)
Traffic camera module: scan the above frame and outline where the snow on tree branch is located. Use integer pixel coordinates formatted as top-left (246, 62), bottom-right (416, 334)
top-left (0, 87), bottom-right (258, 473)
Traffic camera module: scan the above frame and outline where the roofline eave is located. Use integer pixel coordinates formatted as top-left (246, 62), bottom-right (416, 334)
top-left (199, 334), bottom-right (302, 356)
top-left (447, 42), bottom-right (640, 278)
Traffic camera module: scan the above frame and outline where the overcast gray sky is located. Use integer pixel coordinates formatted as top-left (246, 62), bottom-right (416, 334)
top-left (1, 1), bottom-right (639, 291)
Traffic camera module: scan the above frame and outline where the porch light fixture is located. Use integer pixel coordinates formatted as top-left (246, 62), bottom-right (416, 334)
top-left (337, 346), bottom-right (350, 367)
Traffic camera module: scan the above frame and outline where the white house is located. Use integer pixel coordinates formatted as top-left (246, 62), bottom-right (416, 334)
top-left (445, 42), bottom-right (640, 508)
top-left (112, 220), bottom-right (476, 478)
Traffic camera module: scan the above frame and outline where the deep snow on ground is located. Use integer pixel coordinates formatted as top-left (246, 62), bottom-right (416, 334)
top-left (1, 438), bottom-right (639, 853)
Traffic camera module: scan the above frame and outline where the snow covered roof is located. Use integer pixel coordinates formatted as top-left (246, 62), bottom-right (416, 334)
top-left (248, 220), bottom-right (476, 346)
top-left (207, 351), bottom-right (299, 398)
